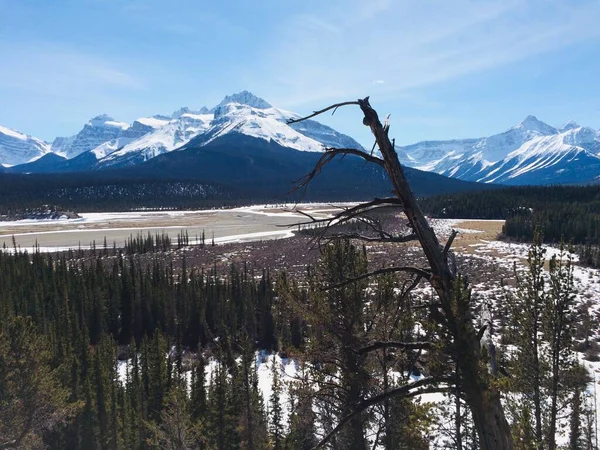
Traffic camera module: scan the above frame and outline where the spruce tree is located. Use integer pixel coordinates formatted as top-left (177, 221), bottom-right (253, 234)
top-left (506, 229), bottom-right (547, 446)
top-left (269, 356), bottom-right (284, 450)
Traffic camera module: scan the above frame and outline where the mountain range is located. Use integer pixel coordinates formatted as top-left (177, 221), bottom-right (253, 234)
top-left (397, 115), bottom-right (600, 185)
top-left (0, 91), bottom-right (362, 173)
top-left (1, 91), bottom-right (598, 186)
top-left (1, 92), bottom-right (492, 210)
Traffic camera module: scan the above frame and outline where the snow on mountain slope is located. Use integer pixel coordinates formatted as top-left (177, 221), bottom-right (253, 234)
top-left (96, 91), bottom-right (364, 168)
top-left (135, 117), bottom-right (170, 129)
top-left (86, 116), bottom-right (175, 162)
top-left (202, 91), bottom-right (362, 151)
top-left (473, 115), bottom-right (557, 163)
top-left (97, 112), bottom-right (213, 167)
top-left (0, 124), bottom-right (51, 166)
top-left (398, 139), bottom-right (479, 168)
top-left (201, 101), bottom-right (324, 152)
top-left (400, 116), bottom-right (600, 185)
top-left (478, 127), bottom-right (600, 184)
top-left (89, 138), bottom-right (134, 160)
top-left (52, 114), bottom-right (134, 159)
top-left (1, 91), bottom-right (362, 170)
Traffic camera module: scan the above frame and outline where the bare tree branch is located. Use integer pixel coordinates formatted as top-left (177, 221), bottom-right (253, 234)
top-left (356, 340), bottom-right (431, 354)
top-left (320, 232), bottom-right (417, 244)
top-left (291, 197), bottom-right (402, 227)
top-left (400, 274), bottom-right (425, 297)
top-left (286, 101), bottom-right (360, 124)
top-left (286, 197), bottom-right (411, 248)
top-left (325, 266), bottom-right (432, 291)
top-left (291, 148), bottom-right (385, 195)
top-left (313, 376), bottom-right (454, 449)
top-left (443, 230), bottom-right (459, 258)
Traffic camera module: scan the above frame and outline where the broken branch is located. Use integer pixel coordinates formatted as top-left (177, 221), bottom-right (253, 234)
top-left (286, 101), bottom-right (360, 124)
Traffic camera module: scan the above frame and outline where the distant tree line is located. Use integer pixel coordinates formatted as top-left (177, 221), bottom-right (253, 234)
top-left (0, 174), bottom-right (233, 214)
top-left (419, 185), bottom-right (600, 247)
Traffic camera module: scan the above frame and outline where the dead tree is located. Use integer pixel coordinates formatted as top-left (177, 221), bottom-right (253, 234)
top-left (287, 97), bottom-right (514, 449)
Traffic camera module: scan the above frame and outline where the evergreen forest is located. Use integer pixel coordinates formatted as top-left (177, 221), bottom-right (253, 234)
top-left (0, 231), bottom-right (596, 448)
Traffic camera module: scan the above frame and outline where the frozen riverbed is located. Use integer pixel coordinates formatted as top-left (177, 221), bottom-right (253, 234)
top-left (0, 204), bottom-right (351, 251)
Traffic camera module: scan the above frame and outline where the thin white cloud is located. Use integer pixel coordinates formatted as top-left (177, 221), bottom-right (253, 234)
top-left (0, 43), bottom-right (145, 95)
top-left (259, 0), bottom-right (600, 107)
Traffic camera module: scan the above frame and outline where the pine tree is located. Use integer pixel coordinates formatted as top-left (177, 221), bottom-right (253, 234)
top-left (269, 356), bottom-right (284, 450)
top-left (235, 340), bottom-right (269, 450)
top-left (543, 243), bottom-right (576, 450)
top-left (285, 361), bottom-right (317, 450)
top-left (0, 316), bottom-right (77, 448)
top-left (506, 229), bottom-right (547, 446)
top-left (190, 351), bottom-right (208, 422)
top-left (145, 386), bottom-right (208, 450)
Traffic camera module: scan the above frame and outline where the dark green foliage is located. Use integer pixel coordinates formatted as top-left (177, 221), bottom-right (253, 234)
top-left (0, 316), bottom-right (78, 448)
top-left (419, 185), bottom-right (600, 245)
top-left (0, 247), bottom-right (286, 449)
top-left (124, 231), bottom-right (172, 254)
top-left (503, 234), bottom-right (586, 450)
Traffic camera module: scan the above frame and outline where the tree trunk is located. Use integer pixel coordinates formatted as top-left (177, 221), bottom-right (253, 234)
top-left (358, 98), bottom-right (514, 450)
top-left (532, 330), bottom-right (543, 447)
top-left (468, 388), bottom-right (515, 450)
top-left (455, 381), bottom-right (463, 450)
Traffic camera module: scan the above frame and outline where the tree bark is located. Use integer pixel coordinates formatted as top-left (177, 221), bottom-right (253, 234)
top-left (357, 97), bottom-right (514, 450)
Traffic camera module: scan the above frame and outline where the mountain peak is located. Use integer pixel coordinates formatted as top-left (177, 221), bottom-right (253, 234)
top-left (513, 115), bottom-right (557, 135)
top-left (87, 114), bottom-right (115, 127)
top-left (217, 91), bottom-right (271, 109)
top-left (560, 120), bottom-right (580, 132)
top-left (171, 106), bottom-right (209, 118)
top-left (521, 115), bottom-right (543, 127)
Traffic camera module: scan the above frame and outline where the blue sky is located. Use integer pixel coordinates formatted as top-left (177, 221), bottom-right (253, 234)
top-left (1, 0), bottom-right (599, 146)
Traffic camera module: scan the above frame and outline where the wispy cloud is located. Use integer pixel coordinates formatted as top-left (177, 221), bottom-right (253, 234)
top-left (260, 0), bottom-right (600, 107)
top-left (0, 43), bottom-right (145, 95)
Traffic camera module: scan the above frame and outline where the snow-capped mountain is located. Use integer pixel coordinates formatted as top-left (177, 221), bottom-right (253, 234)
top-left (1, 91), bottom-right (364, 173)
top-left (200, 91), bottom-right (363, 151)
top-left (94, 91), bottom-right (363, 169)
top-left (0, 125), bottom-right (50, 166)
top-left (478, 126), bottom-right (600, 184)
top-left (3, 98), bottom-right (599, 186)
top-left (51, 114), bottom-right (133, 159)
top-left (399, 116), bottom-right (600, 185)
top-left (98, 111), bottom-right (212, 167)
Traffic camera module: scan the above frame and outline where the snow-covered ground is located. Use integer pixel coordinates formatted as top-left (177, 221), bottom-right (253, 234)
top-left (451, 235), bottom-right (600, 446)
top-left (0, 204), bottom-right (342, 252)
